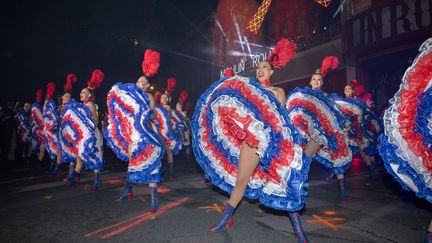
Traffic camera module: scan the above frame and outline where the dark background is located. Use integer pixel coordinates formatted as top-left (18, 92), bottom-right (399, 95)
top-left (1, 0), bottom-right (340, 110)
top-left (1, 0), bottom-right (219, 107)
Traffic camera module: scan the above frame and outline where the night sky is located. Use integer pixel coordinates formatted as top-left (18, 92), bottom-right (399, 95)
top-left (2, 0), bottom-right (219, 106)
top-left (2, 0), bottom-right (341, 108)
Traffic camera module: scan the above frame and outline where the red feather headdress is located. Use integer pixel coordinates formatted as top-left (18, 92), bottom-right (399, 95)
top-left (185, 102), bottom-right (192, 112)
top-left (178, 90), bottom-right (189, 104)
top-left (87, 69), bottom-right (104, 90)
top-left (362, 92), bottom-right (375, 108)
top-left (35, 89), bottom-right (44, 103)
top-left (64, 73), bottom-right (77, 92)
top-left (320, 56), bottom-right (339, 77)
top-left (46, 82), bottom-right (56, 100)
top-left (268, 38), bottom-right (297, 69)
top-left (223, 68), bottom-right (234, 77)
top-left (154, 91), bottom-right (162, 104)
top-left (349, 79), bottom-right (358, 88)
top-left (354, 85), bottom-right (364, 98)
top-left (142, 49), bottom-right (160, 77)
top-left (166, 77), bottom-right (176, 95)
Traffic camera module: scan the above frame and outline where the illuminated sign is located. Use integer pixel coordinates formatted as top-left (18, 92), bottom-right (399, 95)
top-left (345, 0), bottom-right (431, 54)
top-left (220, 50), bottom-right (272, 77)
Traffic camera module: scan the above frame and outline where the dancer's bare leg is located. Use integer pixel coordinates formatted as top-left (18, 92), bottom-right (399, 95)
top-left (227, 142), bottom-right (259, 208)
top-left (356, 140), bottom-right (371, 166)
top-left (38, 143), bottom-right (46, 161)
top-left (75, 157), bottom-right (83, 173)
top-left (166, 145), bottom-right (175, 178)
top-left (56, 149), bottom-right (62, 165)
top-left (166, 148), bottom-right (173, 164)
top-left (304, 139), bottom-right (320, 157)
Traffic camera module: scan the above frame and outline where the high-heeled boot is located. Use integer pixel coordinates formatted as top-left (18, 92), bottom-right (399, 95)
top-left (210, 201), bottom-right (235, 232)
top-left (48, 160), bottom-right (56, 175)
top-left (288, 212), bottom-right (309, 243)
top-left (117, 181), bottom-right (134, 201)
top-left (148, 187), bottom-right (158, 214)
top-left (50, 163), bottom-right (60, 176)
top-left (337, 178), bottom-right (347, 203)
top-left (91, 170), bottom-right (100, 192)
top-left (66, 171), bottom-right (80, 185)
top-left (64, 163), bottom-right (75, 184)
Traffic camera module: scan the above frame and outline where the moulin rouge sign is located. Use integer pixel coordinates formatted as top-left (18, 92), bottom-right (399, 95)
top-left (345, 0), bottom-right (431, 55)
top-left (219, 50), bottom-right (272, 77)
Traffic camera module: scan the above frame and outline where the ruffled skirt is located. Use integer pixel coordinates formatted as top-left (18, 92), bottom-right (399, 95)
top-left (192, 76), bottom-right (310, 211)
top-left (286, 87), bottom-right (352, 174)
top-left (59, 99), bottom-right (103, 170)
top-left (379, 38), bottom-right (432, 203)
top-left (105, 83), bottom-right (164, 183)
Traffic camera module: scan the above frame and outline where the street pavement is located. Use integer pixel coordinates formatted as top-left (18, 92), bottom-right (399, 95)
top-left (0, 151), bottom-right (429, 243)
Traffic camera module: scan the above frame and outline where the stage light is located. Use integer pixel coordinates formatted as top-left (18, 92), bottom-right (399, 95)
top-left (247, 0), bottom-right (272, 35)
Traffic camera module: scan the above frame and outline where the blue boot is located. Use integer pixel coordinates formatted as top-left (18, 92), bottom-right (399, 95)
top-left (210, 202), bottom-right (235, 232)
top-left (337, 178), bottom-right (347, 203)
top-left (117, 181), bottom-right (134, 201)
top-left (92, 171), bottom-right (100, 192)
top-left (48, 160), bottom-right (56, 175)
top-left (289, 212), bottom-right (309, 243)
top-left (66, 171), bottom-right (80, 185)
top-left (64, 163), bottom-right (75, 184)
top-left (50, 163), bottom-right (60, 176)
top-left (149, 187), bottom-right (158, 213)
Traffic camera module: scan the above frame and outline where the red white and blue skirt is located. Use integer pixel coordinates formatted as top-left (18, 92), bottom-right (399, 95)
top-left (379, 38), bottom-right (432, 203)
top-left (105, 83), bottom-right (164, 183)
top-left (286, 87), bottom-right (352, 175)
top-left (172, 110), bottom-right (190, 147)
top-left (192, 76), bottom-right (310, 212)
top-left (361, 108), bottom-right (381, 156)
top-left (16, 108), bottom-right (31, 144)
top-left (43, 100), bottom-right (60, 160)
top-left (30, 103), bottom-right (44, 154)
top-left (154, 105), bottom-right (182, 155)
top-left (331, 95), bottom-right (369, 153)
top-left (59, 99), bottom-right (103, 170)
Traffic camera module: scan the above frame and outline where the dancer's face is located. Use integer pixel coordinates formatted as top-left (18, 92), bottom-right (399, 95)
top-left (136, 76), bottom-right (150, 91)
top-left (80, 88), bottom-right (91, 102)
top-left (62, 92), bottom-right (71, 105)
top-left (344, 85), bottom-right (354, 98)
top-left (23, 102), bottom-right (31, 111)
top-left (176, 102), bottom-right (183, 111)
top-left (256, 61), bottom-right (274, 84)
top-left (161, 94), bottom-right (169, 105)
top-left (310, 74), bottom-right (323, 89)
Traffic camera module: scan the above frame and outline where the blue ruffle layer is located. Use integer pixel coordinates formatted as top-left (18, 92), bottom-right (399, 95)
top-left (60, 99), bottom-right (103, 170)
top-left (379, 134), bottom-right (432, 203)
top-left (415, 86), bottom-right (432, 148)
top-left (287, 87), bottom-right (351, 173)
top-left (105, 83), bottom-right (164, 183)
top-left (156, 105), bottom-right (182, 155)
top-left (30, 103), bottom-right (43, 154)
top-left (191, 76), bottom-right (310, 212)
top-left (17, 108), bottom-right (32, 143)
top-left (43, 100), bottom-right (60, 160)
